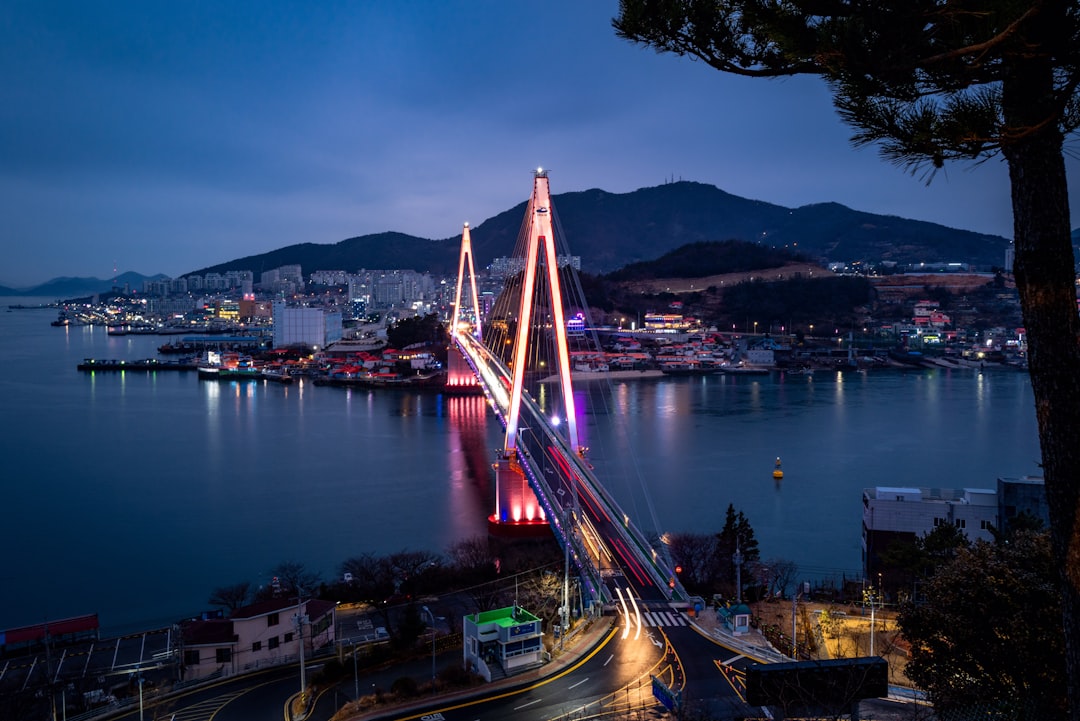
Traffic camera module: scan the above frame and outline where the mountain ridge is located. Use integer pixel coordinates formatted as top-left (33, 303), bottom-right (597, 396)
top-left (8, 181), bottom-right (1048, 296)
top-left (188, 181), bottom-right (1013, 278)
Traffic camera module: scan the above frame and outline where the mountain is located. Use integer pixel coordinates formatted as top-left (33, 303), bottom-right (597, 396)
top-left (10, 272), bottom-right (167, 298)
top-left (190, 182), bottom-right (1013, 279)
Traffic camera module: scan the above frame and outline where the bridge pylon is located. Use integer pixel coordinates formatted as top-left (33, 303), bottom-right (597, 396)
top-left (504, 168), bottom-right (580, 458)
top-left (446, 223), bottom-right (484, 394)
top-left (451, 222), bottom-right (482, 342)
top-left (489, 169), bottom-right (581, 538)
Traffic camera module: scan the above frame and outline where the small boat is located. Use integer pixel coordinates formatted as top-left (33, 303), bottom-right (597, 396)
top-left (772, 457), bottom-right (784, 479)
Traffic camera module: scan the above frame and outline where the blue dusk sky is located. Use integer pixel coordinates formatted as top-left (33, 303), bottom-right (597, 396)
top-left (3, 1), bottom-right (1076, 287)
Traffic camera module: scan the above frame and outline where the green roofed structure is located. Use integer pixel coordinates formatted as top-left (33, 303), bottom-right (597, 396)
top-left (463, 605), bottom-right (544, 681)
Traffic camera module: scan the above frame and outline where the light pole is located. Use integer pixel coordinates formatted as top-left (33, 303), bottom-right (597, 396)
top-left (864, 584), bottom-right (877, 656)
top-left (352, 640), bottom-right (359, 700)
top-left (870, 589), bottom-right (876, 656)
top-left (294, 594), bottom-right (308, 703)
top-left (422, 606), bottom-right (437, 693)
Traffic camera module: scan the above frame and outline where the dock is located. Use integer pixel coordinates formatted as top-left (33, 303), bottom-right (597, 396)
top-left (77, 358), bottom-right (197, 372)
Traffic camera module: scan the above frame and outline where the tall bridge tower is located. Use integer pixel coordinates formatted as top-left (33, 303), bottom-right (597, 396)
top-left (489, 169), bottom-right (581, 536)
top-left (447, 223), bottom-right (483, 393)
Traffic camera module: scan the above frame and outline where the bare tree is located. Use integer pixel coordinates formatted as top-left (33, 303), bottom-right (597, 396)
top-left (762, 558), bottom-right (799, 599)
top-left (207, 581), bottom-right (251, 611)
top-left (666, 532), bottom-right (718, 590)
top-left (268, 561), bottom-right (320, 596)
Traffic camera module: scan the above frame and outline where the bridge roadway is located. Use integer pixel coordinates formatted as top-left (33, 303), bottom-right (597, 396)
top-left (454, 334), bottom-right (687, 608)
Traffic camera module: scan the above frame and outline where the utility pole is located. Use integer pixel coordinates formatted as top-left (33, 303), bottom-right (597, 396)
top-left (792, 594), bottom-right (797, 659)
top-left (422, 606), bottom-right (437, 693)
top-left (295, 591), bottom-right (308, 703)
top-left (733, 541), bottom-right (744, 604)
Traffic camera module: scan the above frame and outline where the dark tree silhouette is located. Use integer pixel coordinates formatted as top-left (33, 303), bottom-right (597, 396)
top-left (899, 531), bottom-right (1066, 718)
top-left (207, 581), bottom-right (252, 611)
top-left (614, 4), bottom-right (1080, 714)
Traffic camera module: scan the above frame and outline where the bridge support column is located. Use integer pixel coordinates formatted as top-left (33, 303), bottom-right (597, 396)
top-left (488, 456), bottom-right (550, 539)
top-left (445, 345), bottom-right (482, 394)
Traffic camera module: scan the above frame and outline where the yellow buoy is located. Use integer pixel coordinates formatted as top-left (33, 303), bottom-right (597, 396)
top-left (773, 456), bottom-right (784, 479)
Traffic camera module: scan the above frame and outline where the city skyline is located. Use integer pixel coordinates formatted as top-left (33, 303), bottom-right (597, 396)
top-left (4, 1), bottom-right (1077, 287)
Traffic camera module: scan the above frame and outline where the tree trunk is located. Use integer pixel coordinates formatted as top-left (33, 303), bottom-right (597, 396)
top-left (1003, 44), bottom-right (1080, 717)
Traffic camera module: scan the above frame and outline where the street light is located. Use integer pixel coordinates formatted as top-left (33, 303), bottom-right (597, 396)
top-left (422, 606), bottom-right (437, 693)
top-left (294, 594), bottom-right (309, 703)
top-left (352, 640), bottom-right (359, 700)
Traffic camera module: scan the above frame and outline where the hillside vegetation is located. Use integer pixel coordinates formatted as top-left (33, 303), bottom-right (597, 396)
top-left (605, 240), bottom-right (804, 281)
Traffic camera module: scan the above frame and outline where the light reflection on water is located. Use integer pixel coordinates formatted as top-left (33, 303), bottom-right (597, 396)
top-left (0, 301), bottom-right (1042, 633)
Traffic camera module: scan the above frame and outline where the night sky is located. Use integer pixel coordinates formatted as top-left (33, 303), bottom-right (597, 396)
top-left (4, 1), bottom-right (1075, 287)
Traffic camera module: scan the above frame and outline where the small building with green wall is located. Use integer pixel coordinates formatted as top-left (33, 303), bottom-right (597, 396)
top-left (463, 605), bottom-right (543, 681)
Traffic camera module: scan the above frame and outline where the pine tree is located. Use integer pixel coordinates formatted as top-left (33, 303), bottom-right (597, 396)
top-left (615, 4), bottom-right (1080, 714)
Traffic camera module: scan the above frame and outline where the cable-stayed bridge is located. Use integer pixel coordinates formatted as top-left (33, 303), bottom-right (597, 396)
top-left (448, 169), bottom-right (690, 626)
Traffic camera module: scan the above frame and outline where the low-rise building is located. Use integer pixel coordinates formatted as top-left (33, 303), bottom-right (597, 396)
top-left (180, 597), bottom-right (336, 681)
top-left (861, 476), bottom-right (1047, 582)
top-left (463, 605), bottom-right (543, 682)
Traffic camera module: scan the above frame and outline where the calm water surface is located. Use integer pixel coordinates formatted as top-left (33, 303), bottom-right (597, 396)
top-left (0, 299), bottom-right (1042, 633)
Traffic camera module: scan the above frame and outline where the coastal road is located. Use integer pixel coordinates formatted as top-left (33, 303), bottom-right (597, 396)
top-left (370, 615), bottom-right (755, 721)
top-left (105, 664), bottom-right (301, 721)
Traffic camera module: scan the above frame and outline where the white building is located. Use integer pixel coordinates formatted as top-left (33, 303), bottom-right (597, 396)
top-left (181, 597), bottom-right (336, 680)
top-left (273, 302), bottom-right (343, 349)
top-left (862, 485), bottom-right (1001, 580)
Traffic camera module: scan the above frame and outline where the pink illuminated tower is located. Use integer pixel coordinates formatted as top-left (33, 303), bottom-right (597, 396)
top-left (489, 169), bottom-right (581, 537)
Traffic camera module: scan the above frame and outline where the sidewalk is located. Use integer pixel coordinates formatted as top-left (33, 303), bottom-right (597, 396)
top-left (684, 608), bottom-right (789, 663)
top-left (334, 616), bottom-right (616, 721)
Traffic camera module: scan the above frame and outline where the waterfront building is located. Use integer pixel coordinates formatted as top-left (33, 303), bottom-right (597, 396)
top-left (643, 313), bottom-right (692, 331)
top-left (997, 475), bottom-right (1051, 534)
top-left (147, 297), bottom-right (197, 316)
top-left (463, 605), bottom-right (543, 682)
top-left (180, 597), bottom-right (335, 681)
top-left (272, 302), bottom-right (342, 349)
top-left (861, 476), bottom-right (1047, 581)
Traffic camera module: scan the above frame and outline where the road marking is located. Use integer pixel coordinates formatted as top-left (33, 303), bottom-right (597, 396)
top-left (721, 654), bottom-right (746, 666)
top-left (514, 698), bottom-right (542, 709)
top-left (568, 677), bottom-right (589, 689)
top-left (603, 654), bottom-right (613, 667)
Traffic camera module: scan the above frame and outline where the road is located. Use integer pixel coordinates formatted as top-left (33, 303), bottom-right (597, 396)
top-left (353, 612), bottom-right (757, 721)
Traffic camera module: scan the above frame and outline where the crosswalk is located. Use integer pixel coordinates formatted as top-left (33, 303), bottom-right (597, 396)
top-left (621, 609), bottom-right (689, 628)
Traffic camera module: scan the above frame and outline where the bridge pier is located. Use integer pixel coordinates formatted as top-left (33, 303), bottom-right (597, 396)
top-left (488, 455), bottom-right (551, 539)
top-left (444, 345), bottom-right (482, 394)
